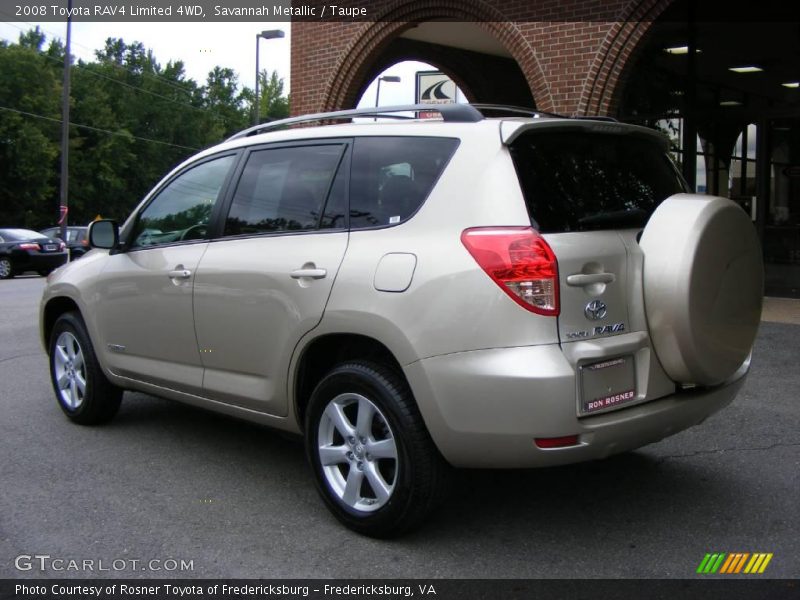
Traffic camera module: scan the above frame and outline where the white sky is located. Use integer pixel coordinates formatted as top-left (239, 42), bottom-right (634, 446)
top-left (0, 18), bottom-right (453, 106)
top-left (0, 20), bottom-right (292, 91)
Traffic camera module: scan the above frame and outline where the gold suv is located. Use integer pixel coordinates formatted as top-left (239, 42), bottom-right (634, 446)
top-left (40, 104), bottom-right (763, 537)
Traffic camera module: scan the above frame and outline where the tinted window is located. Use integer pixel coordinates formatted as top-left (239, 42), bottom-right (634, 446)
top-left (349, 137), bottom-right (459, 229)
top-left (319, 165), bottom-right (347, 230)
top-left (42, 228), bottom-right (84, 242)
top-left (225, 144), bottom-right (345, 236)
top-left (130, 155), bottom-right (235, 249)
top-left (510, 132), bottom-right (685, 232)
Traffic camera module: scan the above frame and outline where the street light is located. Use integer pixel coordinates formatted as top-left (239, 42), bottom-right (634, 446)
top-left (254, 29), bottom-right (285, 125)
top-left (374, 75), bottom-right (401, 120)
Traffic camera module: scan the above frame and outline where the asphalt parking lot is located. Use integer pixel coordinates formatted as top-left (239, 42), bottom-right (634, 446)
top-left (1, 276), bottom-right (798, 579)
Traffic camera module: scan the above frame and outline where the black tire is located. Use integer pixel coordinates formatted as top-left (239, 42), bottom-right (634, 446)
top-left (48, 311), bottom-right (123, 425)
top-left (0, 257), bottom-right (13, 279)
top-left (305, 361), bottom-right (451, 538)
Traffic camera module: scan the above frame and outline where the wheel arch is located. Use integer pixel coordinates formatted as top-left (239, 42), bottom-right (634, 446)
top-left (42, 296), bottom-right (82, 352)
top-left (293, 333), bottom-right (410, 433)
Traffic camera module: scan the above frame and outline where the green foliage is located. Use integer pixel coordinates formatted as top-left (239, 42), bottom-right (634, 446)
top-left (256, 69), bottom-right (290, 122)
top-left (0, 29), bottom-right (60, 227)
top-left (0, 29), bottom-right (289, 229)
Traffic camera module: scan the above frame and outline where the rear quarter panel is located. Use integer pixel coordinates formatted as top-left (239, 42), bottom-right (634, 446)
top-left (318, 127), bottom-right (560, 364)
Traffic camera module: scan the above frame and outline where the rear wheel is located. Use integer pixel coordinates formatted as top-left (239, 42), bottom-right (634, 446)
top-left (305, 361), bottom-right (450, 537)
top-left (49, 312), bottom-right (122, 424)
top-left (0, 257), bottom-right (13, 279)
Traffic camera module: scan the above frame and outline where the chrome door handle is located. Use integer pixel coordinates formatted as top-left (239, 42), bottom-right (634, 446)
top-left (566, 273), bottom-right (615, 287)
top-left (290, 268), bottom-right (327, 280)
top-left (168, 269), bottom-right (192, 279)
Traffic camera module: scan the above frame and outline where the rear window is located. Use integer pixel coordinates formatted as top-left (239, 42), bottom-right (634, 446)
top-left (349, 137), bottom-right (459, 229)
top-left (509, 131), bottom-right (686, 232)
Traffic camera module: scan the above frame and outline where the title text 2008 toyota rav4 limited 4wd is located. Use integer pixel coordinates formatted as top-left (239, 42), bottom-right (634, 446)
top-left (40, 104), bottom-right (763, 537)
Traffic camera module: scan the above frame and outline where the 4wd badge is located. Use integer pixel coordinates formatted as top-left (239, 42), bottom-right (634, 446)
top-left (565, 322), bottom-right (625, 339)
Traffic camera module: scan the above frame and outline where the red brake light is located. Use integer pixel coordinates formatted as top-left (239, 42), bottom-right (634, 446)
top-left (461, 226), bottom-right (559, 316)
top-left (535, 435), bottom-right (579, 449)
top-left (18, 242), bottom-right (39, 250)
top-left (59, 242), bottom-right (66, 251)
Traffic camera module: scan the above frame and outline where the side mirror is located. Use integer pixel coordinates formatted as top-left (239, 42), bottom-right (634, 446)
top-left (88, 220), bottom-right (119, 249)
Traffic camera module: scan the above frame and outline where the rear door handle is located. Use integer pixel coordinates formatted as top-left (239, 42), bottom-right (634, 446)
top-left (168, 269), bottom-right (192, 280)
top-left (290, 268), bottom-right (327, 280)
top-left (566, 273), bottom-right (615, 287)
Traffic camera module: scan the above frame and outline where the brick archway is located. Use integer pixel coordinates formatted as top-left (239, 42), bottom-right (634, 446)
top-left (321, 2), bottom-right (553, 113)
top-left (579, 0), bottom-right (676, 116)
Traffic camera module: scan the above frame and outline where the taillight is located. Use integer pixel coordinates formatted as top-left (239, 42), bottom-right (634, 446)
top-left (461, 226), bottom-right (559, 316)
top-left (59, 242), bottom-right (66, 251)
top-left (18, 242), bottom-right (39, 250)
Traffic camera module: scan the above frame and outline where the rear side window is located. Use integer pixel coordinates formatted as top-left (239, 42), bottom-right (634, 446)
top-left (509, 131), bottom-right (685, 232)
top-left (225, 144), bottom-right (345, 235)
top-left (349, 137), bottom-right (459, 229)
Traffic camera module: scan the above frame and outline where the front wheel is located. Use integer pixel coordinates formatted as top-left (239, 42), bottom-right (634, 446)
top-left (305, 361), bottom-right (450, 537)
top-left (49, 312), bottom-right (123, 424)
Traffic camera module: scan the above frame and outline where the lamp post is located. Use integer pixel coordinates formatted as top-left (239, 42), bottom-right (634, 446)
top-left (254, 29), bottom-right (285, 126)
top-left (59, 0), bottom-right (73, 250)
top-left (374, 75), bottom-right (400, 120)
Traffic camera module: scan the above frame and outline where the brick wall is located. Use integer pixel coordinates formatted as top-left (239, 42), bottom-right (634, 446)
top-left (291, 0), bottom-right (676, 117)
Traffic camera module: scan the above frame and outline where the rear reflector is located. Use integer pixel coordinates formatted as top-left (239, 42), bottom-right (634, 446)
top-left (534, 435), bottom-right (580, 449)
top-left (461, 226), bottom-right (559, 316)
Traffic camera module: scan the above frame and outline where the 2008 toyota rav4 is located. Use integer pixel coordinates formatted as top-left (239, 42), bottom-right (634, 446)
top-left (40, 104), bottom-right (763, 537)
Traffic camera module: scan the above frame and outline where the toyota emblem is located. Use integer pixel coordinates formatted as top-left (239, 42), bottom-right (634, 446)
top-left (584, 300), bottom-right (607, 321)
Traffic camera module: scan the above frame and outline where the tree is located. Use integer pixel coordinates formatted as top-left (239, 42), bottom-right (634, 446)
top-left (255, 69), bottom-right (290, 122)
top-left (0, 29), bottom-right (289, 229)
top-left (203, 66), bottom-right (250, 138)
top-left (0, 29), bottom-right (60, 227)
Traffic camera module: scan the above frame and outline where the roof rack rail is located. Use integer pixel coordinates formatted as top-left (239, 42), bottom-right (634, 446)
top-left (226, 103), bottom-right (484, 141)
top-left (470, 104), bottom-right (566, 119)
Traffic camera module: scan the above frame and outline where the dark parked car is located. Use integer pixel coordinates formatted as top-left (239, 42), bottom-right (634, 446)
top-left (0, 228), bottom-right (67, 279)
top-left (40, 226), bottom-right (90, 258)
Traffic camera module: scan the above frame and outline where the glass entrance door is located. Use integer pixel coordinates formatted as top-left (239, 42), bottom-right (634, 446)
top-left (763, 117), bottom-right (800, 297)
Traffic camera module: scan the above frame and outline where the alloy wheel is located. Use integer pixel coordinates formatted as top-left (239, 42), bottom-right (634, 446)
top-left (317, 392), bottom-right (398, 512)
top-left (53, 331), bottom-right (87, 410)
top-left (0, 258), bottom-right (11, 278)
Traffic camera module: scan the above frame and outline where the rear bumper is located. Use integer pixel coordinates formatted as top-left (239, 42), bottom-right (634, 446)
top-left (405, 344), bottom-right (746, 468)
top-left (10, 250), bottom-right (67, 273)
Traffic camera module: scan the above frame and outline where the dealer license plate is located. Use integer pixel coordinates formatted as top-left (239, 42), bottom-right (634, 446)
top-left (579, 355), bottom-right (636, 415)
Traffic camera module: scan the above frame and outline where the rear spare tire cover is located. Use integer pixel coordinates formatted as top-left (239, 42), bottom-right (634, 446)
top-left (640, 194), bottom-right (763, 386)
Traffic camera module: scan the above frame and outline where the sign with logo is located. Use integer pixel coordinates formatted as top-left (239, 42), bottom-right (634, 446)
top-left (783, 165), bottom-right (800, 178)
top-left (415, 71), bottom-right (456, 119)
